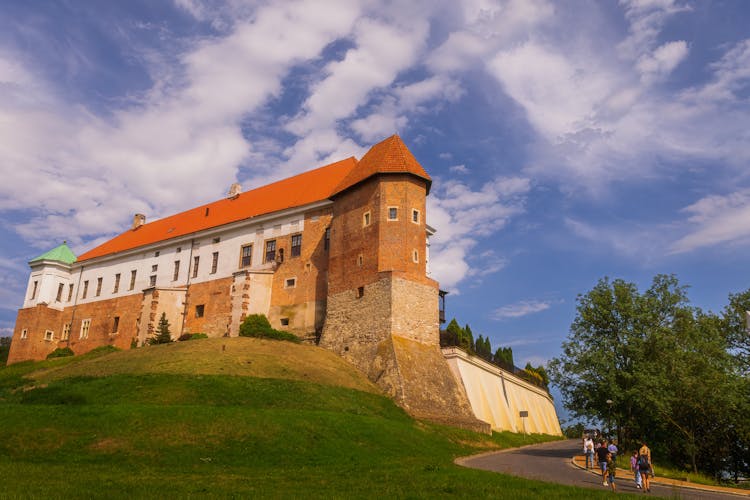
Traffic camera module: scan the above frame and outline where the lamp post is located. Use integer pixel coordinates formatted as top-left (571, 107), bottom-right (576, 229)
top-left (606, 399), bottom-right (614, 440)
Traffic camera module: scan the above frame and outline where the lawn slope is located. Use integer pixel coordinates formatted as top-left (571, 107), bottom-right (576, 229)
top-left (0, 338), bottom-right (605, 498)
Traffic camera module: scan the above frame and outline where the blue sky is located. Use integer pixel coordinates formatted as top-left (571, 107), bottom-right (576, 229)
top-left (1, 0), bottom-right (749, 418)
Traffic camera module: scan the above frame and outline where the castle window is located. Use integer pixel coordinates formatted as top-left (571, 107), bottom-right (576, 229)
top-left (280, 318), bottom-right (289, 326)
top-left (265, 240), bottom-right (276, 263)
top-left (129, 270), bottom-right (137, 290)
top-left (290, 234), bottom-right (302, 257)
top-left (176, 247), bottom-right (181, 253)
top-left (151, 264), bottom-right (158, 272)
top-left (80, 319), bottom-right (91, 339)
top-left (62, 323), bottom-right (71, 340)
top-left (149, 275), bottom-right (157, 287)
top-left (112, 316), bottom-right (120, 334)
top-left (192, 256), bottom-right (200, 278)
top-left (211, 252), bottom-right (219, 274)
top-left (388, 207), bottom-right (398, 220)
top-left (356, 286), bottom-right (364, 299)
top-left (113, 273), bottom-right (121, 293)
top-left (212, 237), bottom-right (221, 244)
top-left (195, 304), bottom-right (205, 318)
top-left (155, 251), bottom-right (160, 257)
top-left (44, 330), bottom-right (54, 341)
top-left (285, 277), bottom-right (296, 289)
top-left (20, 329), bottom-right (28, 339)
top-left (30, 280), bottom-right (38, 300)
top-left (82, 280), bottom-right (89, 299)
top-left (324, 227), bottom-right (330, 251)
top-left (240, 244), bottom-right (252, 268)
top-left (412, 250), bottom-right (419, 263)
top-left (411, 209), bottom-right (420, 224)
top-left (358, 254), bottom-right (363, 267)
top-left (363, 211), bottom-right (371, 227)
top-left (56, 283), bottom-right (64, 302)
top-left (173, 261), bottom-right (180, 281)
top-left (67, 284), bottom-right (74, 302)
top-left (96, 277), bottom-right (103, 297)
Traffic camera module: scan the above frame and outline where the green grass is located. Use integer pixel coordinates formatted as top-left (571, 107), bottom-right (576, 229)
top-left (0, 340), bottom-right (618, 498)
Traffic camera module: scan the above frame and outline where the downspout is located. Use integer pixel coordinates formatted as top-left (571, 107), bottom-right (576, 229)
top-left (180, 239), bottom-right (195, 336)
top-left (66, 264), bottom-right (84, 348)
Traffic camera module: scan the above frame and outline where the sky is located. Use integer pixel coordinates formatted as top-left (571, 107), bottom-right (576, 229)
top-left (1, 0), bottom-right (749, 420)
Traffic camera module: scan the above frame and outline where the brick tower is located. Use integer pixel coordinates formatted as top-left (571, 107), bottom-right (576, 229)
top-left (320, 136), bottom-right (483, 429)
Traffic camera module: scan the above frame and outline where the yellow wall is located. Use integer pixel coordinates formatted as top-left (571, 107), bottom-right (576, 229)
top-left (443, 348), bottom-right (562, 435)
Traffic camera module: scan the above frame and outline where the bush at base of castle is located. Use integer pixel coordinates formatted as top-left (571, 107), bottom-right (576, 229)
top-left (239, 314), bottom-right (300, 343)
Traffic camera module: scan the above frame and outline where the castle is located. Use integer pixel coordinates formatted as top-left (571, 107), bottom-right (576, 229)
top-left (9, 135), bottom-right (561, 434)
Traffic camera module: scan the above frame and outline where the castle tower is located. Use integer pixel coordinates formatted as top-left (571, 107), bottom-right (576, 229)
top-left (320, 136), bottom-right (484, 429)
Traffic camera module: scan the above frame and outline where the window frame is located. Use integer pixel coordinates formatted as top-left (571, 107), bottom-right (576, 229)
top-left (112, 316), bottom-right (120, 334)
top-left (195, 304), bottom-right (205, 318)
top-left (44, 330), bottom-right (54, 341)
top-left (264, 239), bottom-right (277, 263)
top-left (62, 322), bottom-right (71, 340)
top-left (173, 260), bottom-right (180, 281)
top-left (210, 252), bottom-right (219, 274)
top-left (363, 211), bottom-right (371, 227)
top-left (239, 244), bottom-right (253, 268)
top-left (192, 255), bottom-right (200, 278)
top-left (149, 275), bottom-right (157, 287)
top-left (388, 206), bottom-right (398, 221)
top-left (82, 280), bottom-right (89, 299)
top-left (290, 234), bottom-right (302, 258)
top-left (113, 273), bottom-right (121, 293)
top-left (411, 208), bottom-right (421, 224)
top-left (96, 277), bottom-right (103, 297)
top-left (129, 270), bottom-right (137, 290)
top-left (80, 319), bottom-right (91, 339)
top-left (20, 329), bottom-right (28, 339)
top-left (56, 283), bottom-right (64, 302)
top-left (285, 277), bottom-right (297, 289)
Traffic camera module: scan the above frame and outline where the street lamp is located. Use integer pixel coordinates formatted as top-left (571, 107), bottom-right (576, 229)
top-left (606, 399), bottom-right (614, 440)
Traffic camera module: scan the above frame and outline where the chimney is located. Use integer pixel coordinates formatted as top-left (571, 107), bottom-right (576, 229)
top-left (228, 182), bottom-right (242, 198)
top-left (132, 213), bottom-right (146, 230)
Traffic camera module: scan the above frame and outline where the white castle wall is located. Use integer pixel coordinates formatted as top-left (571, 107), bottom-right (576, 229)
top-left (443, 347), bottom-right (562, 435)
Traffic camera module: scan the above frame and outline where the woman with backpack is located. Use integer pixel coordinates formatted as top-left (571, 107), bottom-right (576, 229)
top-left (638, 441), bottom-right (652, 493)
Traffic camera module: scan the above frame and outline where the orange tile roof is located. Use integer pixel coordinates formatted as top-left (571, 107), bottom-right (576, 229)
top-left (77, 135), bottom-right (430, 263)
top-left (78, 157), bottom-right (357, 262)
top-left (333, 134), bottom-right (431, 195)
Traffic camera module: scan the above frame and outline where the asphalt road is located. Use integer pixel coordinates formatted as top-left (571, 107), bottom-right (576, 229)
top-left (457, 439), bottom-right (747, 499)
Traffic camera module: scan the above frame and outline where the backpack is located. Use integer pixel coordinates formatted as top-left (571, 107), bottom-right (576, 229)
top-left (638, 454), bottom-right (649, 469)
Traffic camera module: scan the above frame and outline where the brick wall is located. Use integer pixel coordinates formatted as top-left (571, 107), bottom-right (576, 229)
top-left (183, 277), bottom-right (233, 337)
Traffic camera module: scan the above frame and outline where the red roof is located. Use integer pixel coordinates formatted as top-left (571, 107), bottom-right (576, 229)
top-left (78, 135), bottom-right (429, 262)
top-left (333, 134), bottom-right (431, 195)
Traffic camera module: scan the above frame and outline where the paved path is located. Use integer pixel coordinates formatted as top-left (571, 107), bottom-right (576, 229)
top-left (457, 439), bottom-right (749, 499)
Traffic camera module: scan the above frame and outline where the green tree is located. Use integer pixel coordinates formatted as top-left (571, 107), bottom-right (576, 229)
top-left (550, 275), bottom-right (748, 479)
top-left (0, 337), bottom-right (11, 364)
top-left (493, 346), bottom-right (514, 367)
top-left (149, 313), bottom-right (173, 345)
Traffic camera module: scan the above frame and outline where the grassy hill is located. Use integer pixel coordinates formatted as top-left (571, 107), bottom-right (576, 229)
top-left (0, 338), bottom-right (607, 498)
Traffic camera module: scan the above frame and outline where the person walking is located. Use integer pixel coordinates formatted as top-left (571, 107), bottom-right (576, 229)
top-left (630, 450), bottom-right (642, 489)
top-left (606, 451), bottom-right (617, 492)
top-left (583, 434), bottom-right (595, 469)
top-left (596, 440), bottom-right (610, 486)
top-left (638, 441), bottom-right (652, 493)
top-left (608, 439), bottom-right (618, 461)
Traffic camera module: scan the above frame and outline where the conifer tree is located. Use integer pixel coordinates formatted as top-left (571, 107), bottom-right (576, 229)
top-left (149, 312), bottom-right (173, 345)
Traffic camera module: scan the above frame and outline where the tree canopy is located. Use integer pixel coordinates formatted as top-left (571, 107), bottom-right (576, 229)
top-left (549, 274), bottom-right (749, 480)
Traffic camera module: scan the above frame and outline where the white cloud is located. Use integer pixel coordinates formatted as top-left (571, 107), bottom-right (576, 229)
top-left (670, 190), bottom-right (750, 254)
top-left (427, 176), bottom-right (530, 291)
top-left (449, 164), bottom-right (469, 174)
top-left (636, 40), bottom-right (689, 83)
top-left (491, 299), bottom-right (552, 319)
top-left (0, 0), bottom-right (363, 250)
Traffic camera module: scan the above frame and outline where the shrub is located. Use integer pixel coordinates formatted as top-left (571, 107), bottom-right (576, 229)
top-left (178, 333), bottom-right (209, 341)
top-left (46, 347), bottom-right (74, 359)
top-left (239, 314), bottom-right (300, 343)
